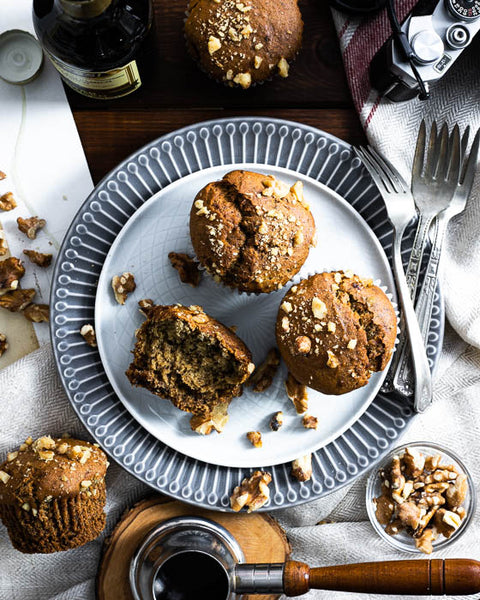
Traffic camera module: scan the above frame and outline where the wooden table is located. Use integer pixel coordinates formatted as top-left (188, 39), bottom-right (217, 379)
top-left (68, 0), bottom-right (366, 184)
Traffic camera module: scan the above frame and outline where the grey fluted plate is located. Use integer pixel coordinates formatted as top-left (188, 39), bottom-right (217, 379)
top-left (50, 118), bottom-right (443, 511)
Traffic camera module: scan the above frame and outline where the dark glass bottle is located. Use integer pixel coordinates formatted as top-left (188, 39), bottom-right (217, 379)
top-left (32, 0), bottom-right (154, 99)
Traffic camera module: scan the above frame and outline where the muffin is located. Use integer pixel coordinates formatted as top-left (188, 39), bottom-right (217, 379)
top-left (276, 271), bottom-right (397, 395)
top-left (126, 303), bottom-right (254, 418)
top-left (184, 0), bottom-right (303, 89)
top-left (0, 435), bottom-right (108, 553)
top-left (190, 170), bottom-right (316, 293)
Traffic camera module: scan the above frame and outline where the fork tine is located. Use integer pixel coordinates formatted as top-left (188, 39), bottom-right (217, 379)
top-left (447, 124), bottom-right (461, 184)
top-left (412, 119), bottom-right (426, 183)
top-left (460, 127), bottom-right (480, 188)
top-left (424, 121), bottom-right (439, 180)
top-left (354, 147), bottom-right (392, 194)
top-left (435, 123), bottom-right (450, 180)
top-left (460, 126), bottom-right (471, 182)
top-left (368, 146), bottom-right (408, 193)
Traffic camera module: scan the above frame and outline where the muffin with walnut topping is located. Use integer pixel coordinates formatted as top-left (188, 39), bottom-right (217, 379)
top-left (276, 271), bottom-right (397, 395)
top-left (190, 170), bottom-right (316, 293)
top-left (0, 435), bottom-right (108, 553)
top-left (184, 0), bottom-right (303, 88)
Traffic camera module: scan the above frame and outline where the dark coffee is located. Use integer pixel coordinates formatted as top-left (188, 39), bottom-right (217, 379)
top-left (153, 551), bottom-right (230, 600)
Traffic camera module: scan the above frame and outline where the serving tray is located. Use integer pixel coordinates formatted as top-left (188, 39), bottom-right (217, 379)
top-left (50, 117), bottom-right (443, 511)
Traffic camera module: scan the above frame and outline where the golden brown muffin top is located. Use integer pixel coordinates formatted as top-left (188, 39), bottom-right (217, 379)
top-left (0, 436), bottom-right (108, 506)
top-left (276, 271), bottom-right (397, 395)
top-left (184, 0), bottom-right (303, 88)
top-left (190, 170), bottom-right (316, 293)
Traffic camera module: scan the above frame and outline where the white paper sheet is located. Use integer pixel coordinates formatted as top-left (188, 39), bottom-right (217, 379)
top-left (0, 0), bottom-right (93, 347)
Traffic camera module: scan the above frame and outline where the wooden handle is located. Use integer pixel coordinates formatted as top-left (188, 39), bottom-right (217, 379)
top-left (283, 559), bottom-right (480, 596)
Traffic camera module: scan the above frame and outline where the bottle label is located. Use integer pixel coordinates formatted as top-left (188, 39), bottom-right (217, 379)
top-left (47, 53), bottom-right (142, 99)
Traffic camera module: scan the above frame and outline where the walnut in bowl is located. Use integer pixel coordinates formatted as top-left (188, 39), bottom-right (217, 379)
top-left (366, 442), bottom-right (475, 554)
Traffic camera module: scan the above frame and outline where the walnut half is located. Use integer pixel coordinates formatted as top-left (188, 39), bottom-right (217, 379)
top-left (23, 303), bottom-right (49, 322)
top-left (230, 470), bottom-right (271, 512)
top-left (112, 272), bottom-right (136, 305)
top-left (168, 252), bottom-right (201, 287)
top-left (17, 216), bottom-right (46, 240)
top-left (248, 348), bottom-right (280, 392)
top-left (0, 288), bottom-right (35, 312)
top-left (23, 250), bottom-right (52, 268)
top-left (0, 257), bottom-right (25, 293)
top-left (0, 333), bottom-right (7, 357)
top-left (285, 372), bottom-right (308, 414)
top-left (0, 192), bottom-right (17, 211)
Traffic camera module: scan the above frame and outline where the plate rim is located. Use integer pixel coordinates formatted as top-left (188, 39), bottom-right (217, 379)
top-left (50, 116), bottom-right (443, 511)
top-left (94, 162), bottom-right (398, 468)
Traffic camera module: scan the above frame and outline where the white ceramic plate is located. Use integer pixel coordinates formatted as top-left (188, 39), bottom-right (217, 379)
top-left (95, 163), bottom-right (397, 468)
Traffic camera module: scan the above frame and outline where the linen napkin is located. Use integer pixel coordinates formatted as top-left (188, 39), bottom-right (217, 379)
top-left (2, 4), bottom-right (480, 600)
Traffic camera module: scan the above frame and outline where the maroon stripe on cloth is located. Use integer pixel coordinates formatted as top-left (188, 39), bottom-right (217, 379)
top-left (342, 0), bottom-right (417, 115)
top-left (338, 18), bottom-right (351, 40)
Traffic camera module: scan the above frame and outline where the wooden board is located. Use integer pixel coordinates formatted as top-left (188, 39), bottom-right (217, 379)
top-left (97, 495), bottom-right (291, 600)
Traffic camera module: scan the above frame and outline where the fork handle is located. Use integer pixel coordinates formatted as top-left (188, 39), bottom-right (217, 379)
top-left (384, 214), bottom-right (434, 394)
top-left (395, 211), bottom-right (450, 402)
top-left (391, 227), bottom-right (433, 413)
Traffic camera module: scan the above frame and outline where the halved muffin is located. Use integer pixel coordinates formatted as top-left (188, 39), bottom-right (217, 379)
top-left (126, 304), bottom-right (254, 419)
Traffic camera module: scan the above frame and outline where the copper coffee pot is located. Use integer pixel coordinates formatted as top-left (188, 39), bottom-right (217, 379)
top-left (129, 516), bottom-right (480, 599)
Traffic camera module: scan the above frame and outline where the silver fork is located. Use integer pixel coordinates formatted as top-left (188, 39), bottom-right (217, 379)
top-left (395, 126), bottom-right (479, 394)
top-left (354, 146), bottom-right (432, 413)
top-left (385, 122), bottom-right (461, 395)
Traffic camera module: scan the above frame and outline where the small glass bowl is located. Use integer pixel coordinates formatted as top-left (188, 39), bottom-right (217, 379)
top-left (366, 441), bottom-right (476, 553)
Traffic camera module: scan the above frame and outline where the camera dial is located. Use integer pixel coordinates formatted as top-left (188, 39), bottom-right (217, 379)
top-left (446, 0), bottom-right (480, 21)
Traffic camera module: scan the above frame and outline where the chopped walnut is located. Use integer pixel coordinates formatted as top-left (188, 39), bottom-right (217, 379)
top-left (138, 298), bottom-right (154, 316)
top-left (80, 324), bottom-right (97, 347)
top-left (0, 192), bottom-right (17, 211)
top-left (0, 171), bottom-right (6, 180)
top-left (23, 303), bottom-right (49, 322)
top-left (248, 348), bottom-right (280, 392)
top-left (285, 372), bottom-right (308, 413)
top-left (230, 470), bottom-right (271, 512)
top-left (312, 297), bottom-right (327, 319)
top-left (270, 411), bottom-right (284, 432)
top-left (294, 336), bottom-right (311, 354)
top-left (326, 350), bottom-right (339, 369)
top-left (32, 436), bottom-right (56, 452)
top-left (233, 72), bottom-right (252, 89)
top-left (246, 431), bottom-right (262, 448)
top-left (374, 447), bottom-right (469, 553)
top-left (291, 454), bottom-right (312, 482)
top-left (0, 333), bottom-right (7, 357)
top-left (112, 272), bottom-right (136, 305)
top-left (17, 216), bottom-right (46, 240)
top-left (23, 250), bottom-right (52, 268)
top-left (190, 401), bottom-right (230, 435)
top-left (0, 257), bottom-right (25, 293)
top-left (277, 57), bottom-right (289, 78)
top-left (168, 252), bottom-right (201, 287)
top-left (0, 232), bottom-right (7, 257)
top-left (302, 415), bottom-right (318, 430)
top-left (0, 470), bottom-right (11, 484)
top-left (0, 288), bottom-right (35, 312)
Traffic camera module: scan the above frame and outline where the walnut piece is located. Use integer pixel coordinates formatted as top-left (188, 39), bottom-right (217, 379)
top-left (302, 415), bottom-right (318, 430)
top-left (248, 347), bottom-right (280, 392)
top-left (285, 372), bottom-right (308, 413)
top-left (295, 336), bottom-right (311, 354)
top-left (168, 252), bottom-right (201, 287)
top-left (80, 324), bottom-right (97, 347)
top-left (23, 303), bottom-right (49, 322)
top-left (138, 298), bottom-right (154, 316)
top-left (17, 216), bottom-right (46, 240)
top-left (23, 250), bottom-right (52, 268)
top-left (291, 454), bottom-right (312, 482)
top-left (0, 288), bottom-right (35, 312)
top-left (374, 447), bottom-right (469, 554)
top-left (190, 401), bottom-right (229, 435)
top-left (0, 192), bottom-right (17, 211)
top-left (0, 257), bottom-right (25, 293)
top-left (0, 171), bottom-right (6, 180)
top-left (0, 232), bottom-right (7, 256)
top-left (312, 297), bottom-right (327, 319)
top-left (112, 272), bottom-right (136, 305)
top-left (230, 470), bottom-right (271, 512)
top-left (246, 431), bottom-right (262, 448)
top-left (269, 411), bottom-right (284, 432)
top-left (0, 333), bottom-right (7, 357)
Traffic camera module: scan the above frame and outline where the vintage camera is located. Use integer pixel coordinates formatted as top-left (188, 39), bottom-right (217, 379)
top-left (370, 0), bottom-right (480, 101)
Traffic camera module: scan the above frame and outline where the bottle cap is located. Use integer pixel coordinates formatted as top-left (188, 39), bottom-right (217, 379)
top-left (0, 30), bottom-right (44, 85)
